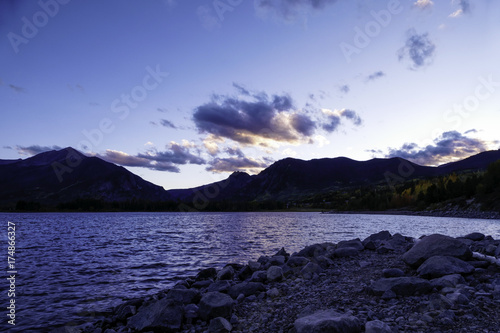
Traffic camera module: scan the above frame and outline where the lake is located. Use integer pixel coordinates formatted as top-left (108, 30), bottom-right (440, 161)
top-left (1, 212), bottom-right (500, 332)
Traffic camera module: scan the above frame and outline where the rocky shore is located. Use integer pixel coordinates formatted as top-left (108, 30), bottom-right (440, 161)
top-left (55, 231), bottom-right (500, 333)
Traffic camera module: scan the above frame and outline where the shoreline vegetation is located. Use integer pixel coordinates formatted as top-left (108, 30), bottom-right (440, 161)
top-left (52, 230), bottom-right (500, 333)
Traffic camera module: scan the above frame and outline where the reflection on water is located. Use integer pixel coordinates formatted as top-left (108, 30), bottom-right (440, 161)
top-left (1, 212), bottom-right (499, 332)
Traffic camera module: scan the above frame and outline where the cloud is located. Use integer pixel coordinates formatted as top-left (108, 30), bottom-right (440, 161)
top-left (413, 0), bottom-right (434, 10)
top-left (450, 0), bottom-right (470, 17)
top-left (321, 109), bottom-right (362, 132)
top-left (398, 29), bottom-right (436, 70)
top-left (193, 87), bottom-right (312, 146)
top-left (8, 84), bottom-right (25, 93)
top-left (11, 145), bottom-right (62, 156)
top-left (384, 131), bottom-right (497, 165)
top-left (255, 0), bottom-right (339, 21)
top-left (160, 119), bottom-right (177, 129)
top-left (99, 142), bottom-right (206, 173)
top-left (339, 85), bottom-right (350, 94)
top-left (366, 71), bottom-right (385, 82)
top-left (207, 156), bottom-right (270, 174)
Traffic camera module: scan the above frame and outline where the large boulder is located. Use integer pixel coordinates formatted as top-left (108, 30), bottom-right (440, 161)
top-left (127, 298), bottom-right (183, 332)
top-left (369, 277), bottom-right (432, 296)
top-left (294, 309), bottom-right (361, 333)
top-left (287, 256), bottom-right (310, 267)
top-left (267, 266), bottom-right (284, 282)
top-left (198, 292), bottom-right (234, 321)
top-left (217, 266), bottom-right (235, 281)
top-left (337, 239), bottom-right (364, 251)
top-left (208, 317), bottom-right (232, 333)
top-left (296, 244), bottom-right (326, 258)
top-left (167, 288), bottom-right (201, 304)
top-left (228, 282), bottom-right (265, 299)
top-left (333, 247), bottom-right (359, 258)
top-left (402, 234), bottom-right (472, 268)
top-left (300, 262), bottom-right (323, 280)
top-left (417, 256), bottom-right (475, 279)
top-left (365, 320), bottom-right (392, 333)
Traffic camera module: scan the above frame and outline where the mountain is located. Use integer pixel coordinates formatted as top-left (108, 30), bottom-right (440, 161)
top-left (166, 150), bottom-right (500, 203)
top-left (0, 147), bottom-right (169, 208)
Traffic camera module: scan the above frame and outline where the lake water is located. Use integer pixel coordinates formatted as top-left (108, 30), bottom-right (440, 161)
top-left (1, 212), bottom-right (500, 332)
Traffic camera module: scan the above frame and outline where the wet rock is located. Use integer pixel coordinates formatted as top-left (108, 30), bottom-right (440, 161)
top-left (228, 282), bottom-right (265, 299)
top-left (217, 266), bottom-right (235, 281)
top-left (267, 266), bottom-right (284, 282)
top-left (463, 232), bottom-right (485, 241)
top-left (192, 280), bottom-right (213, 289)
top-left (417, 256), bottom-right (475, 279)
top-left (297, 244), bottom-right (326, 258)
top-left (300, 262), bottom-right (323, 279)
top-left (248, 261), bottom-right (261, 271)
top-left (337, 238), bottom-right (364, 252)
top-left (334, 247), bottom-right (359, 258)
top-left (362, 231), bottom-right (392, 245)
top-left (197, 267), bottom-right (217, 280)
top-left (208, 317), bottom-right (232, 333)
top-left (402, 234), bottom-right (472, 268)
top-left (370, 277), bottom-right (432, 296)
top-left (294, 309), bottom-right (361, 333)
top-left (167, 288), bottom-right (201, 304)
top-left (208, 280), bottom-right (232, 293)
top-left (365, 320), bottom-right (392, 333)
top-left (127, 297), bottom-right (183, 332)
top-left (199, 292), bottom-right (234, 321)
top-left (269, 255), bottom-right (286, 266)
top-left (287, 256), bottom-right (310, 267)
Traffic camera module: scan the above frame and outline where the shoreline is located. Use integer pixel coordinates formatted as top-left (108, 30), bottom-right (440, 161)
top-left (54, 230), bottom-right (500, 333)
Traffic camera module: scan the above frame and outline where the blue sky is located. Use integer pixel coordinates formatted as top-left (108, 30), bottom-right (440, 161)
top-left (1, 0), bottom-right (499, 190)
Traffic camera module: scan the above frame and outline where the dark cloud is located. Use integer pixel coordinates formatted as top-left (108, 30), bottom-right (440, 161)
top-left (160, 119), bottom-right (177, 129)
top-left (12, 145), bottom-right (62, 156)
top-left (398, 29), bottom-right (436, 70)
top-left (255, 0), bottom-right (339, 21)
top-left (291, 114), bottom-right (316, 136)
top-left (385, 131), bottom-right (495, 165)
top-left (207, 156), bottom-right (270, 173)
top-left (193, 87), bottom-right (310, 145)
top-left (339, 85), bottom-right (350, 94)
top-left (366, 71), bottom-right (385, 81)
top-left (224, 147), bottom-right (245, 158)
top-left (8, 84), bottom-right (25, 93)
top-left (99, 142), bottom-right (205, 173)
top-left (322, 109), bottom-right (362, 132)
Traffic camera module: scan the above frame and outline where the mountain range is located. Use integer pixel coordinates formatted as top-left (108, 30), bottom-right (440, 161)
top-left (1, 147), bottom-right (499, 210)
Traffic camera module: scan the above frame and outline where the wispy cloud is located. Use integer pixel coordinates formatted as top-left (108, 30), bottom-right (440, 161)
top-left (321, 108), bottom-right (362, 132)
top-left (8, 145), bottom-right (62, 156)
top-left (449, 0), bottom-right (470, 18)
top-left (255, 0), bottom-right (339, 22)
top-left (366, 71), bottom-right (385, 82)
top-left (413, 0), bottom-right (434, 10)
top-left (8, 84), bottom-right (25, 93)
top-left (206, 156), bottom-right (270, 174)
top-left (384, 130), bottom-right (497, 165)
top-left (160, 119), bottom-right (177, 129)
top-left (339, 85), bottom-right (350, 94)
top-left (398, 29), bottom-right (436, 70)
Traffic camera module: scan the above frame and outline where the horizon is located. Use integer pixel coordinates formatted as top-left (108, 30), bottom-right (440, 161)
top-left (1, 0), bottom-right (500, 190)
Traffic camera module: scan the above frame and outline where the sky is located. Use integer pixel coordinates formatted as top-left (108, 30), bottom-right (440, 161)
top-left (1, 0), bottom-right (499, 190)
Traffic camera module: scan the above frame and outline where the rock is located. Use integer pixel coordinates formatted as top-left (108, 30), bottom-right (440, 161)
top-left (217, 266), bottom-right (235, 280)
top-left (495, 245), bottom-right (500, 258)
top-left (417, 256), bottom-right (475, 279)
top-left (267, 266), bottom-right (284, 282)
top-left (430, 274), bottom-right (465, 289)
top-left (114, 304), bottom-right (137, 321)
top-left (297, 244), bottom-right (326, 258)
top-left (208, 280), bottom-right (232, 293)
top-left (446, 291), bottom-right (469, 305)
top-left (294, 309), bottom-right (361, 333)
top-left (287, 256), bottom-right (310, 267)
top-left (300, 262), bottom-right (323, 279)
top-left (269, 255), bottom-right (285, 266)
top-left (402, 234), bottom-right (472, 268)
top-left (191, 280), bottom-right (213, 289)
top-left (337, 238), bottom-right (364, 252)
top-left (248, 261), bottom-right (261, 271)
top-left (376, 243), bottom-right (394, 254)
top-left (382, 268), bottom-right (405, 278)
top-left (333, 247), bottom-right (359, 258)
top-left (362, 231), bottom-right (392, 245)
top-left (184, 303), bottom-right (199, 320)
top-left (208, 317), bottom-right (232, 333)
top-left (199, 292), bottom-right (234, 321)
top-left (127, 297), bottom-right (183, 332)
top-left (267, 287), bottom-right (280, 298)
top-left (463, 232), bottom-right (485, 241)
top-left (197, 267), bottom-right (217, 280)
top-left (236, 265), bottom-right (253, 281)
top-left (370, 277), bottom-right (433, 296)
top-left (228, 282), bottom-right (265, 299)
top-left (167, 288), bottom-right (201, 304)
top-left (365, 320), bottom-right (392, 333)
top-left (250, 270), bottom-right (267, 282)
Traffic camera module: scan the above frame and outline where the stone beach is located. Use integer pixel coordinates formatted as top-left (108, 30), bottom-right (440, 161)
top-left (54, 230), bottom-right (500, 333)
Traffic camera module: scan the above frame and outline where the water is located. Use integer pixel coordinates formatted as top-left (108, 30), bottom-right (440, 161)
top-left (1, 212), bottom-right (499, 332)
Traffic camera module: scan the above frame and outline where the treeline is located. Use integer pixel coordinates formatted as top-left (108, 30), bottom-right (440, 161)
top-left (307, 160), bottom-right (500, 212)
